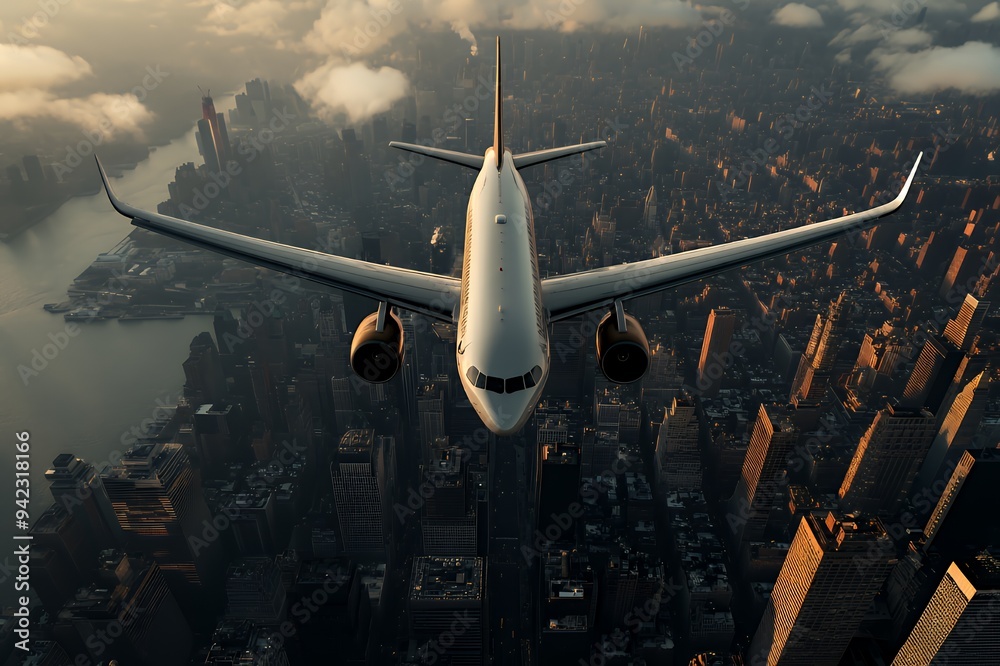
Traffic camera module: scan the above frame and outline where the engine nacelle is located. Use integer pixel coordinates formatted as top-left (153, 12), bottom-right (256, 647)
top-left (595, 310), bottom-right (650, 383)
top-left (350, 310), bottom-right (404, 383)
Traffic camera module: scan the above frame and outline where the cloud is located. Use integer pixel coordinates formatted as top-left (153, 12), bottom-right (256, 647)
top-left (294, 60), bottom-right (409, 123)
top-left (197, 0), bottom-right (317, 43)
top-left (0, 43), bottom-right (92, 93)
top-left (0, 90), bottom-right (154, 139)
top-left (772, 4), bottom-right (825, 28)
top-left (972, 1), bottom-right (1000, 21)
top-left (0, 43), bottom-right (154, 138)
top-left (885, 27), bottom-right (934, 48)
top-left (872, 41), bottom-right (1000, 95)
top-left (298, 0), bottom-right (703, 58)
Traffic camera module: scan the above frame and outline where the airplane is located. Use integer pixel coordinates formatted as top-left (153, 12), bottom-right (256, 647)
top-left (96, 36), bottom-right (922, 436)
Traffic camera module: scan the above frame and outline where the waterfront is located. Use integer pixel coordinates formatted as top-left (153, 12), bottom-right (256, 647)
top-left (0, 115), bottom-right (228, 605)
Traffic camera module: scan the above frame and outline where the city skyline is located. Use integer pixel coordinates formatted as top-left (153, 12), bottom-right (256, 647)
top-left (2, 11), bottom-right (1000, 666)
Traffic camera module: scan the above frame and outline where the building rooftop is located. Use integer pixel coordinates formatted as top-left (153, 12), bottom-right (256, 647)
top-left (410, 557), bottom-right (483, 601)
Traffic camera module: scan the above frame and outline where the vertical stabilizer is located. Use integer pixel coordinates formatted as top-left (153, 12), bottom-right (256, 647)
top-left (493, 36), bottom-right (503, 169)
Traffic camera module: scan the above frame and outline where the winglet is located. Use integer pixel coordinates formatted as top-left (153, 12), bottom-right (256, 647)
top-left (493, 35), bottom-right (502, 170)
top-left (893, 151), bottom-right (923, 206)
top-left (94, 155), bottom-right (133, 218)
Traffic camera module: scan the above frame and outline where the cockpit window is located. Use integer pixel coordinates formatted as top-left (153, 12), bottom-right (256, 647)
top-left (471, 365), bottom-right (543, 394)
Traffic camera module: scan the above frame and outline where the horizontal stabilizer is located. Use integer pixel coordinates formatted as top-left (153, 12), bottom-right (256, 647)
top-left (388, 142), bottom-right (483, 169)
top-left (512, 141), bottom-right (607, 169)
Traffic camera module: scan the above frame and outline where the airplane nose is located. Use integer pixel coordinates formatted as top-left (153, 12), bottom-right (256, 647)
top-left (478, 392), bottom-right (532, 436)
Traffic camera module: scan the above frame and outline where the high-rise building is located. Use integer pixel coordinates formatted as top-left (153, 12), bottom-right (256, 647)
top-left (204, 618), bottom-right (291, 665)
top-left (902, 335), bottom-right (965, 414)
top-left (330, 429), bottom-right (388, 556)
top-left (915, 370), bottom-right (990, 490)
top-left (697, 308), bottom-right (737, 396)
top-left (749, 513), bottom-right (893, 666)
top-left (197, 117), bottom-right (221, 173)
top-left (923, 449), bottom-right (1000, 558)
top-left (942, 294), bottom-right (989, 352)
top-left (418, 382), bottom-right (447, 455)
top-left (730, 404), bottom-right (798, 550)
top-left (224, 557), bottom-right (287, 623)
top-left (537, 443), bottom-right (582, 549)
top-left (183, 331), bottom-right (227, 404)
top-left (790, 292), bottom-right (849, 404)
top-left (101, 442), bottom-right (224, 620)
top-left (54, 552), bottom-right (193, 666)
top-left (654, 396), bottom-right (701, 493)
top-left (408, 557), bottom-right (485, 665)
top-left (891, 553), bottom-right (1000, 665)
top-left (838, 403), bottom-right (936, 516)
top-left (44, 453), bottom-right (121, 549)
top-left (201, 92), bottom-right (228, 165)
top-left (643, 185), bottom-right (658, 230)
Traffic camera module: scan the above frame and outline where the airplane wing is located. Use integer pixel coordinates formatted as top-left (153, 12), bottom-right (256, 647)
top-left (95, 157), bottom-right (460, 323)
top-left (541, 154), bottom-right (922, 322)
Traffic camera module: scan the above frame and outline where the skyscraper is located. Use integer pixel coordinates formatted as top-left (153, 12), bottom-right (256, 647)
top-left (789, 292), bottom-right (849, 404)
top-left (902, 335), bottom-right (965, 414)
top-left (101, 442), bottom-right (224, 620)
top-left (697, 308), bottom-right (737, 396)
top-left (942, 294), bottom-right (989, 352)
top-left (537, 442), bottom-right (582, 549)
top-left (731, 404), bottom-right (798, 549)
top-left (44, 453), bottom-right (122, 549)
top-left (654, 395), bottom-right (701, 493)
top-left (749, 512), bottom-right (893, 665)
top-left (408, 557), bottom-right (485, 665)
top-left (915, 370), bottom-right (990, 490)
top-left (224, 557), bottom-right (287, 623)
top-left (923, 448), bottom-right (1000, 558)
top-left (202, 91), bottom-right (228, 164)
top-left (643, 185), bottom-right (658, 230)
top-left (330, 429), bottom-right (388, 556)
top-left (838, 403), bottom-right (936, 516)
top-left (891, 553), bottom-right (1000, 665)
top-left (197, 117), bottom-right (221, 173)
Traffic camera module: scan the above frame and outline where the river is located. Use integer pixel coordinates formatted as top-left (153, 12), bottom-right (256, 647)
top-left (0, 101), bottom-right (236, 604)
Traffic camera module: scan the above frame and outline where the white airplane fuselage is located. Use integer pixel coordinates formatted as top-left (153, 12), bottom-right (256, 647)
top-left (457, 148), bottom-right (549, 435)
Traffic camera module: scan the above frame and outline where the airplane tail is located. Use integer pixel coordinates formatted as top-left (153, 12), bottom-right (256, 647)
top-left (389, 36), bottom-right (606, 171)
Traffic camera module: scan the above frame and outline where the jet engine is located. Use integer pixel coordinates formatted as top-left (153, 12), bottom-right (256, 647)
top-left (595, 309), bottom-right (650, 383)
top-left (350, 309), bottom-right (404, 383)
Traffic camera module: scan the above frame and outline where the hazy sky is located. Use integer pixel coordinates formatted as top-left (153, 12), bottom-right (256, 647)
top-left (0, 0), bottom-right (998, 158)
